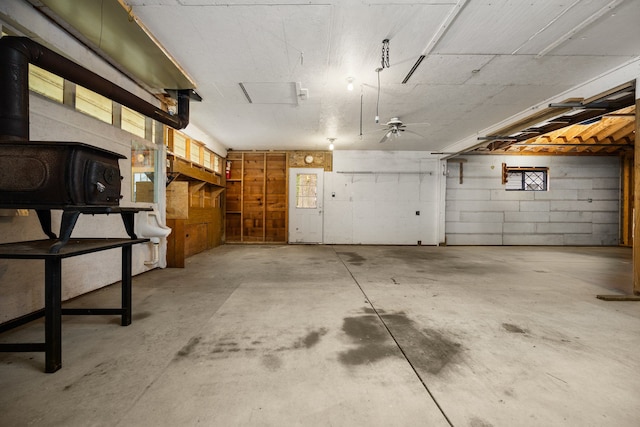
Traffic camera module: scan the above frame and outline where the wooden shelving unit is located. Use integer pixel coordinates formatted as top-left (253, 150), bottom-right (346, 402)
top-left (166, 156), bottom-right (225, 267)
top-left (165, 128), bottom-right (226, 267)
top-left (225, 152), bottom-right (287, 243)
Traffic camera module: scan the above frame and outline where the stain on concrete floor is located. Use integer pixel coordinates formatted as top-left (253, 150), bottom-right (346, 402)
top-left (502, 323), bottom-right (528, 334)
top-left (338, 308), bottom-right (463, 375)
top-left (338, 314), bottom-right (398, 365)
top-left (469, 416), bottom-right (494, 427)
top-left (261, 354), bottom-right (282, 371)
top-left (336, 252), bottom-right (366, 266)
top-left (293, 328), bottom-right (328, 349)
top-left (382, 313), bottom-right (463, 375)
top-left (175, 336), bottom-right (202, 358)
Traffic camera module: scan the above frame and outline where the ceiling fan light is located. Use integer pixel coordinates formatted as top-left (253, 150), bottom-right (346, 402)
top-left (329, 142), bottom-right (334, 150)
top-left (346, 77), bottom-right (354, 91)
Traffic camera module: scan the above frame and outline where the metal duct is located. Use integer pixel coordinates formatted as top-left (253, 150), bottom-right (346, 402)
top-left (0, 36), bottom-right (192, 142)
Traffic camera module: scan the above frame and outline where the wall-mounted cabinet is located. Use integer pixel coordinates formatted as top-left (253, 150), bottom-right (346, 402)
top-left (225, 152), bottom-right (287, 243)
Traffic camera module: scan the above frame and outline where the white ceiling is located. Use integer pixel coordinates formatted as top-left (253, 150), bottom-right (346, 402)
top-left (124, 0), bottom-right (640, 153)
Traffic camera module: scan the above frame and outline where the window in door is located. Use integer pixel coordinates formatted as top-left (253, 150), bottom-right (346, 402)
top-left (296, 174), bottom-right (318, 208)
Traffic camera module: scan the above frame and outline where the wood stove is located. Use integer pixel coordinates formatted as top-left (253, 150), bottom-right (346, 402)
top-left (0, 36), bottom-right (195, 252)
top-left (0, 141), bottom-right (124, 208)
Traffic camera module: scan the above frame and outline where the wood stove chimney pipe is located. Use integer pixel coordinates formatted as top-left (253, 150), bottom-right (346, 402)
top-left (0, 36), bottom-right (192, 142)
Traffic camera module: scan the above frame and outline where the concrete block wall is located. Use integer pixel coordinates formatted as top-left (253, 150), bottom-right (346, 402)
top-left (445, 156), bottom-right (620, 245)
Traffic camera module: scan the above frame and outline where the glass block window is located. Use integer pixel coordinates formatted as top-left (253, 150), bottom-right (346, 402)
top-left (296, 174), bottom-right (318, 208)
top-left (121, 106), bottom-right (146, 138)
top-left (76, 85), bottom-right (112, 124)
top-left (28, 64), bottom-right (64, 102)
top-left (173, 132), bottom-right (187, 158)
top-left (505, 167), bottom-right (548, 191)
top-left (190, 140), bottom-right (201, 164)
top-left (203, 152), bottom-right (212, 169)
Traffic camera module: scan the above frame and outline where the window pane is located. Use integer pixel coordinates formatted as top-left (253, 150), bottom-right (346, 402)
top-left (296, 174), bottom-right (317, 208)
top-left (506, 172), bottom-right (523, 190)
top-left (28, 64), bottom-right (63, 102)
top-left (131, 141), bottom-right (156, 203)
top-left (190, 140), bottom-right (201, 164)
top-left (173, 132), bottom-right (187, 158)
top-left (76, 85), bottom-right (112, 124)
top-left (121, 106), bottom-right (146, 138)
top-left (524, 171), bottom-right (546, 191)
top-left (505, 170), bottom-right (547, 191)
top-left (203, 151), bottom-right (212, 168)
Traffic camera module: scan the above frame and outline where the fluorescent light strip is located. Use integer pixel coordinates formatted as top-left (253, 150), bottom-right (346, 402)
top-left (238, 83), bottom-right (252, 104)
top-left (402, 55), bottom-right (425, 84)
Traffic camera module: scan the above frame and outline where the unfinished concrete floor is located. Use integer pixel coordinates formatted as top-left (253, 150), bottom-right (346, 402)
top-left (1, 245), bottom-right (639, 426)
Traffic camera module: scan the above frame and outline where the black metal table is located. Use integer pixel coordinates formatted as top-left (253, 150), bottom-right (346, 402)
top-left (0, 238), bottom-right (148, 373)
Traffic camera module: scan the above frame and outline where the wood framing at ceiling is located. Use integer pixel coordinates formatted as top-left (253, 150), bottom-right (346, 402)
top-left (478, 105), bottom-right (636, 156)
top-left (470, 83), bottom-right (637, 156)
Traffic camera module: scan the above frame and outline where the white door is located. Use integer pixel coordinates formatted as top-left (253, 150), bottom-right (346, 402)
top-left (289, 168), bottom-right (324, 243)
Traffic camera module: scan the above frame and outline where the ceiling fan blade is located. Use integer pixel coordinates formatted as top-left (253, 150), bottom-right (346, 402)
top-left (404, 129), bottom-right (426, 138)
top-left (379, 131), bottom-right (392, 143)
top-left (362, 128), bottom-right (387, 136)
top-left (403, 122), bottom-right (431, 126)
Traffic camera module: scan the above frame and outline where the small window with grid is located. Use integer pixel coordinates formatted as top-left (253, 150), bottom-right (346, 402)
top-left (502, 164), bottom-right (548, 191)
top-left (296, 173), bottom-right (318, 208)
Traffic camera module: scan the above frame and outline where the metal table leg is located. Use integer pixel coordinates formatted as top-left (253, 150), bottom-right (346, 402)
top-left (49, 210), bottom-right (81, 254)
top-left (120, 211), bottom-right (138, 239)
top-left (121, 245), bottom-right (132, 326)
top-left (44, 257), bottom-right (62, 373)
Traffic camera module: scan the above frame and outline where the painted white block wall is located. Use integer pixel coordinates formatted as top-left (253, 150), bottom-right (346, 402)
top-left (445, 156), bottom-right (620, 245)
top-left (0, 3), bottom-right (166, 323)
top-left (0, 94), bottom-right (162, 323)
top-left (324, 151), bottom-right (443, 245)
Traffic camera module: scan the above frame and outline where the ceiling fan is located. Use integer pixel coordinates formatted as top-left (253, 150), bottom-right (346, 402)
top-left (376, 117), bottom-right (429, 144)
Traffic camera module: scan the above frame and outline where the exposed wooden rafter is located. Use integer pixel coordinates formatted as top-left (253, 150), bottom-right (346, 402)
top-left (474, 105), bottom-right (635, 156)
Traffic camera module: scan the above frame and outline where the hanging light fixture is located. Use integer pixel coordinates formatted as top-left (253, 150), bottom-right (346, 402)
top-left (328, 137), bottom-right (336, 151)
top-left (346, 77), bottom-right (354, 91)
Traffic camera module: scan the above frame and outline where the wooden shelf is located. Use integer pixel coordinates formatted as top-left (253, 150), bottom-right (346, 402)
top-left (224, 152), bottom-right (287, 243)
top-left (166, 174), bottom-right (225, 267)
top-left (167, 153), bottom-right (223, 186)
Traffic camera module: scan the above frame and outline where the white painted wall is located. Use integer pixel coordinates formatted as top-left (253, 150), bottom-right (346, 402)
top-left (0, 95), bottom-right (164, 324)
top-left (445, 156), bottom-right (620, 245)
top-left (323, 151), bottom-right (444, 245)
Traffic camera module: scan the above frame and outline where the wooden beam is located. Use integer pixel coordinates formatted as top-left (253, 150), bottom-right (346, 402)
top-left (580, 118), bottom-right (632, 143)
top-left (609, 121), bottom-right (636, 142)
top-left (634, 96), bottom-right (640, 295)
top-left (621, 153), bottom-right (633, 247)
